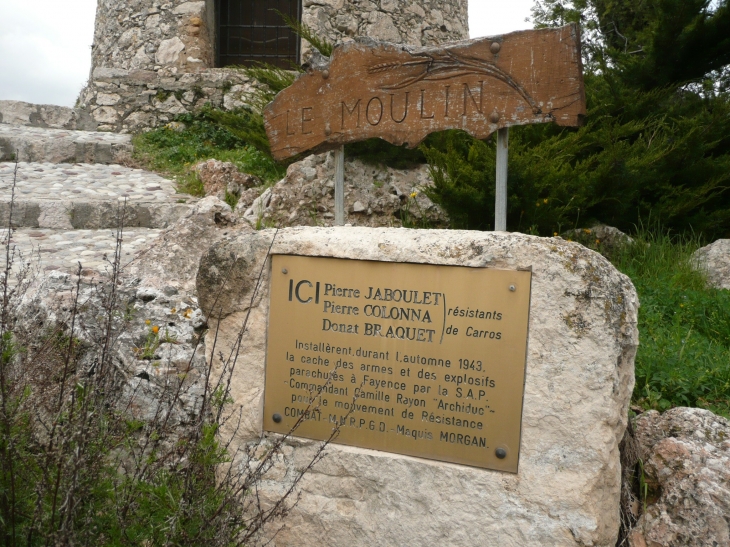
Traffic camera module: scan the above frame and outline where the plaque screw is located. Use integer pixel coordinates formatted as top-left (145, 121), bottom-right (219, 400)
top-left (325, 123), bottom-right (332, 136)
top-left (490, 42), bottom-right (501, 54)
top-left (509, 285), bottom-right (516, 292)
top-left (489, 111), bottom-right (501, 124)
top-left (273, 413), bottom-right (282, 423)
top-left (282, 268), bottom-right (288, 274)
top-left (322, 69), bottom-right (330, 79)
top-left (496, 447), bottom-right (507, 459)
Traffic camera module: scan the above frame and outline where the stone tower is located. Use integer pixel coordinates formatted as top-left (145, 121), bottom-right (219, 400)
top-left (78, 0), bottom-right (469, 132)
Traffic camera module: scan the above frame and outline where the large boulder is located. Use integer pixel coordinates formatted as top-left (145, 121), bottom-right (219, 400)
top-left (196, 227), bottom-right (639, 547)
top-left (693, 239), bottom-right (730, 290)
top-left (17, 268), bottom-right (207, 426)
top-left (629, 408), bottom-right (730, 547)
top-left (564, 225), bottom-right (634, 251)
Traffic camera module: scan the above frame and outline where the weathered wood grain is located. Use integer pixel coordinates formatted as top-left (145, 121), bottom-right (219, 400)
top-left (264, 25), bottom-right (586, 161)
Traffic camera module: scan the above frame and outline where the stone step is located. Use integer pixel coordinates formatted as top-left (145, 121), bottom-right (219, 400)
top-left (0, 125), bottom-right (132, 164)
top-left (0, 162), bottom-right (196, 229)
top-left (0, 100), bottom-right (78, 130)
top-left (2, 227), bottom-right (162, 278)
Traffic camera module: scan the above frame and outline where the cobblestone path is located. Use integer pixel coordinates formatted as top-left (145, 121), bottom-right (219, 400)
top-left (0, 122), bottom-right (196, 277)
top-left (0, 162), bottom-right (195, 230)
top-left (1, 162), bottom-right (176, 201)
top-left (2, 227), bottom-right (162, 276)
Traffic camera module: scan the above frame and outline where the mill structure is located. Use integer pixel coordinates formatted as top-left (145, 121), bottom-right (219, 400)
top-left (78, 0), bottom-right (469, 133)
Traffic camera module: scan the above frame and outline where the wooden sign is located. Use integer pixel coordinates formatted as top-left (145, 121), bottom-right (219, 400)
top-left (264, 24), bottom-right (586, 161)
top-left (263, 255), bottom-right (532, 472)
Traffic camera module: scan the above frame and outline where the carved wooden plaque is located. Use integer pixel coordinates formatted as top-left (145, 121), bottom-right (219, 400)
top-left (264, 25), bottom-right (586, 160)
top-left (263, 255), bottom-right (532, 472)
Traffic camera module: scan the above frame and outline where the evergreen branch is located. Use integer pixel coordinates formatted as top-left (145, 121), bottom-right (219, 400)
top-left (271, 9), bottom-right (333, 57)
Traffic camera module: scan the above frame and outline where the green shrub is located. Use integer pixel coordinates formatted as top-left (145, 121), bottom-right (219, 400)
top-left (421, 130), bottom-right (498, 230)
top-left (133, 105), bottom-right (286, 195)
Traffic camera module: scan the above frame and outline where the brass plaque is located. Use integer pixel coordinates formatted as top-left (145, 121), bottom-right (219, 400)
top-left (264, 25), bottom-right (585, 160)
top-left (263, 256), bottom-right (532, 472)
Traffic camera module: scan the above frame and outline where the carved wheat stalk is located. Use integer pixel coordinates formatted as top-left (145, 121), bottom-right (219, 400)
top-left (369, 49), bottom-right (542, 115)
top-left (368, 59), bottom-right (432, 74)
top-left (368, 62), bottom-right (402, 74)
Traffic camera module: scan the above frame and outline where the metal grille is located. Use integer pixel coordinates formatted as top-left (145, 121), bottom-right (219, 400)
top-left (217, 0), bottom-right (301, 68)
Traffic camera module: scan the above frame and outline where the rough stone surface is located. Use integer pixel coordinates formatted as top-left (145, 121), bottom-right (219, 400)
top-left (301, 0), bottom-right (468, 58)
top-left (565, 225), bottom-right (635, 250)
top-left (196, 228), bottom-right (639, 547)
top-left (0, 162), bottom-right (195, 229)
top-left (0, 100), bottom-right (80, 130)
top-left (77, 68), bottom-right (259, 133)
top-left (89, 0), bottom-right (466, 76)
top-left (12, 198), bottom-right (241, 428)
top-left (194, 159), bottom-right (260, 202)
top-left (629, 408), bottom-right (730, 547)
top-left (18, 259), bottom-right (208, 426)
top-left (90, 0), bottom-right (215, 75)
top-left (693, 239), bottom-right (730, 290)
top-left (237, 152), bottom-right (447, 228)
top-left (156, 37), bottom-right (187, 65)
top-left (0, 125), bottom-right (132, 163)
top-left (126, 196), bottom-right (250, 294)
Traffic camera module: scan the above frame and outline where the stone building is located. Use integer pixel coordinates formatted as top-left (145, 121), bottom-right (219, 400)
top-left (78, 0), bottom-right (469, 132)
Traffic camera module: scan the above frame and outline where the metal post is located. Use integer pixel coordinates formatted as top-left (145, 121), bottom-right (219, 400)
top-left (334, 145), bottom-right (345, 226)
top-left (495, 127), bottom-right (509, 231)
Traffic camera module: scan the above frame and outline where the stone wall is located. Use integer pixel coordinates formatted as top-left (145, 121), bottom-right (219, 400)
top-left (90, 0), bottom-right (216, 74)
top-left (79, 0), bottom-right (469, 132)
top-left (301, 0), bottom-right (468, 57)
top-left (77, 67), bottom-right (257, 132)
top-left (78, 0), bottom-right (223, 131)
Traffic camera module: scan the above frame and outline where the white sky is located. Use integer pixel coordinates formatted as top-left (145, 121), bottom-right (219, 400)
top-left (0, 0), bottom-right (534, 108)
top-left (469, 0), bottom-right (534, 39)
top-left (0, 0), bottom-right (97, 107)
